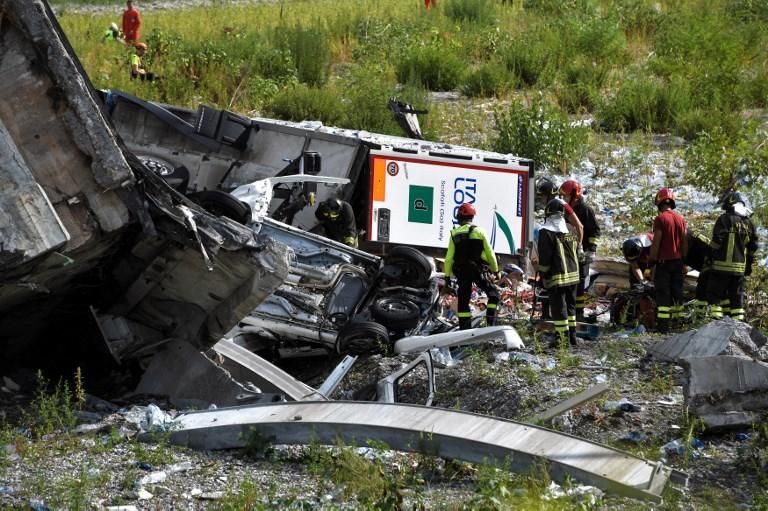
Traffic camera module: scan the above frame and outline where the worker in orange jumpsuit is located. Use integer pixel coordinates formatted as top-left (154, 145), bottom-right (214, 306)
top-left (425, 0), bottom-right (436, 10)
top-left (122, 0), bottom-right (141, 46)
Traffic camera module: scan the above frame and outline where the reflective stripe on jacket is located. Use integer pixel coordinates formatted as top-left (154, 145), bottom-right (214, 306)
top-left (537, 229), bottom-right (579, 288)
top-left (710, 213), bottom-right (758, 274)
top-left (444, 223), bottom-right (498, 277)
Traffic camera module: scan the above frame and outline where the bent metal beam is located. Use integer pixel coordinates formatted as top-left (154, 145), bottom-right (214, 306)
top-left (166, 401), bottom-right (672, 502)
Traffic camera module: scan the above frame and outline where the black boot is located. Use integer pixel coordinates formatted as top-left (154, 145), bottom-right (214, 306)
top-left (459, 317), bottom-right (472, 330)
top-left (569, 328), bottom-right (579, 346)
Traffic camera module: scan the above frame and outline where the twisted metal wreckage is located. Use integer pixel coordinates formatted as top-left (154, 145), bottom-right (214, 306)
top-left (0, 0), bottom-right (678, 501)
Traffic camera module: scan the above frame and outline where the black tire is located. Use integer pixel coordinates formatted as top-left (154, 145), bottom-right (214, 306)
top-left (382, 246), bottom-right (432, 287)
top-left (371, 297), bottom-right (421, 330)
top-left (137, 155), bottom-right (190, 193)
top-left (336, 320), bottom-right (390, 356)
top-left (188, 190), bottom-right (251, 224)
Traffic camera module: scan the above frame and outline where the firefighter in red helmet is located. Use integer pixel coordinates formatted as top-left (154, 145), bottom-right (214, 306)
top-left (648, 187), bottom-right (688, 333)
top-left (444, 203), bottom-right (500, 330)
top-left (559, 179), bottom-right (600, 321)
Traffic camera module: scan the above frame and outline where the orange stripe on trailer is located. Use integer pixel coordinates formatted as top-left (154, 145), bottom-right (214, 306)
top-left (372, 157), bottom-right (386, 202)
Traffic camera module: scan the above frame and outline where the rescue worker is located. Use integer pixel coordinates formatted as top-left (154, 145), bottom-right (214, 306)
top-left (130, 42), bottom-right (152, 81)
top-left (536, 198), bottom-right (580, 346)
top-left (559, 179), bottom-right (600, 321)
top-left (648, 187), bottom-right (687, 333)
top-left (314, 198), bottom-right (358, 248)
top-left (536, 178), bottom-right (584, 244)
top-left (103, 22), bottom-right (123, 43)
top-left (444, 203), bottom-right (500, 330)
top-left (621, 232), bottom-right (654, 286)
top-left (707, 191), bottom-right (758, 321)
top-left (122, 0), bottom-right (141, 46)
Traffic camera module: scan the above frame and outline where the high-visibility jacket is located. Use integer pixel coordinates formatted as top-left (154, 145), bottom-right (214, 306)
top-left (537, 229), bottom-right (579, 288)
top-left (710, 212), bottom-right (758, 275)
top-left (573, 200), bottom-right (600, 253)
top-left (444, 223), bottom-right (498, 277)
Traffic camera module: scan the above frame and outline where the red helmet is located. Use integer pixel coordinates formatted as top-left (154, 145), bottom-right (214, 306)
top-left (655, 187), bottom-right (676, 208)
top-left (559, 179), bottom-right (582, 202)
top-left (457, 203), bottom-right (476, 218)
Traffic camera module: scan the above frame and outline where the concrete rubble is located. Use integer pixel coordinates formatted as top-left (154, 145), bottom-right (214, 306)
top-left (650, 318), bottom-right (768, 429)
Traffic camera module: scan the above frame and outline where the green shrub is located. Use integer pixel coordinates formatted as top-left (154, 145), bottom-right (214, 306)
top-left (396, 45), bottom-right (465, 91)
top-left (25, 369), bottom-right (86, 438)
top-left (265, 83), bottom-right (345, 125)
top-left (463, 61), bottom-right (515, 98)
top-left (272, 24), bottom-right (331, 87)
top-left (554, 56), bottom-right (609, 113)
top-left (684, 120), bottom-right (768, 198)
top-left (610, 0), bottom-right (664, 38)
top-left (596, 75), bottom-right (690, 133)
top-left (492, 97), bottom-right (588, 172)
top-left (340, 64), bottom-right (416, 134)
top-left (443, 0), bottom-right (498, 24)
top-left (564, 13), bottom-right (627, 63)
top-left (500, 37), bottom-right (553, 87)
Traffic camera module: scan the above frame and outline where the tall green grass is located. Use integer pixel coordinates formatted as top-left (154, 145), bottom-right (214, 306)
top-left (55, 0), bottom-right (768, 141)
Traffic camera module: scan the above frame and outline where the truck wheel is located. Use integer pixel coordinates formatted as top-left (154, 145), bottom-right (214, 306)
top-left (382, 246), bottom-right (432, 287)
top-left (336, 321), bottom-right (390, 356)
top-left (371, 297), bottom-right (420, 330)
top-left (188, 190), bottom-right (251, 225)
top-left (137, 155), bottom-right (189, 193)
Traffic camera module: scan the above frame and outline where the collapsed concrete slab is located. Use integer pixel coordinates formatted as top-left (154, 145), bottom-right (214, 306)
top-left (165, 401), bottom-right (674, 502)
top-left (1, 0), bottom-right (290, 372)
top-left (648, 318), bottom-right (768, 364)
top-left (682, 355), bottom-right (768, 429)
top-left (134, 340), bottom-right (289, 409)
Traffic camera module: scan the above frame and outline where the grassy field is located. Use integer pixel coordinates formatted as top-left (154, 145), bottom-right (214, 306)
top-left (53, 0), bottom-right (768, 195)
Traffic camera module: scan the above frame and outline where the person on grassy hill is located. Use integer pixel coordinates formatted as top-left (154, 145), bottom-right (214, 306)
top-left (130, 42), bottom-right (154, 81)
top-left (424, 0), bottom-right (437, 10)
top-left (706, 191), bottom-right (758, 321)
top-left (559, 179), bottom-right (600, 321)
top-left (444, 203), bottom-right (499, 330)
top-left (648, 187), bottom-right (687, 333)
top-left (314, 197), bottom-right (358, 248)
top-left (103, 22), bottom-right (124, 44)
top-left (536, 198), bottom-right (580, 347)
top-left (122, 0), bottom-right (141, 46)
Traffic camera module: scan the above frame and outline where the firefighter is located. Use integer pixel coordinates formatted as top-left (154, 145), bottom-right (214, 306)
top-left (537, 178), bottom-right (584, 244)
top-left (648, 187), bottom-right (687, 333)
top-left (707, 191), bottom-right (758, 321)
top-left (559, 179), bottom-right (600, 321)
top-left (314, 198), bottom-right (358, 248)
top-left (621, 233), bottom-right (654, 286)
top-left (536, 198), bottom-right (580, 346)
top-left (444, 203), bottom-right (500, 330)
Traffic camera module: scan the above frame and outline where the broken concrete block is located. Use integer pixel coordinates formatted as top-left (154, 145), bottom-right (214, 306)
top-left (683, 356), bottom-right (768, 429)
top-left (649, 318), bottom-right (767, 363)
top-left (698, 412), bottom-right (761, 430)
top-left (134, 340), bottom-right (284, 409)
